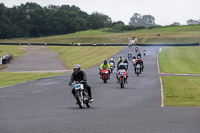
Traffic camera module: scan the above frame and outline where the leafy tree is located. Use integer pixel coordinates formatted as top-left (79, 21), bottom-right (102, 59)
top-left (170, 22), bottom-right (181, 26)
top-left (0, 3), bottom-right (12, 38)
top-left (129, 13), bottom-right (156, 27)
top-left (0, 3), bottom-right (114, 38)
top-left (88, 12), bottom-right (112, 29)
top-left (187, 19), bottom-right (199, 25)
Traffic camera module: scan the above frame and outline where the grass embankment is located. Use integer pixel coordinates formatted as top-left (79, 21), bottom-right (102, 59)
top-left (159, 46), bottom-right (200, 74)
top-left (0, 72), bottom-right (63, 88)
top-left (48, 46), bottom-right (124, 69)
top-left (1, 25), bottom-right (200, 44)
top-left (159, 46), bottom-right (200, 106)
top-left (162, 76), bottom-right (200, 106)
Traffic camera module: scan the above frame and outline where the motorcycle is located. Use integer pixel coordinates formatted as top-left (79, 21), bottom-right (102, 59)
top-left (135, 47), bottom-right (139, 53)
top-left (128, 54), bottom-right (132, 61)
top-left (135, 64), bottom-right (141, 76)
top-left (132, 59), bottom-right (136, 69)
top-left (124, 63), bottom-right (128, 71)
top-left (73, 81), bottom-right (91, 109)
top-left (143, 51), bottom-right (146, 57)
top-left (109, 62), bottom-right (115, 73)
top-left (101, 67), bottom-right (109, 83)
top-left (117, 69), bottom-right (127, 88)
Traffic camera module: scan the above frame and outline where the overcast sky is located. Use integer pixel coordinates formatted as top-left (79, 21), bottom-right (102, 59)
top-left (1, 0), bottom-right (200, 25)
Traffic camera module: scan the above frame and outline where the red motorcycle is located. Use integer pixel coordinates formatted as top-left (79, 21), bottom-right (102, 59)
top-left (117, 69), bottom-right (127, 88)
top-left (101, 67), bottom-right (109, 83)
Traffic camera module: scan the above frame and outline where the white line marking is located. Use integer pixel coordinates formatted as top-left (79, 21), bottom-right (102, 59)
top-left (157, 47), bottom-right (164, 107)
top-left (159, 47), bottom-right (162, 53)
top-left (160, 76), bottom-right (164, 107)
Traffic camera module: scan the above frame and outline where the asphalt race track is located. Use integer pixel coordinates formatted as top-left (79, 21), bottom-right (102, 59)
top-left (0, 46), bottom-right (200, 133)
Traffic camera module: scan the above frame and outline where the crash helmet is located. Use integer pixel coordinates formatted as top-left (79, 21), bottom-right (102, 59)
top-left (104, 60), bottom-right (107, 65)
top-left (73, 64), bottom-right (81, 74)
top-left (110, 58), bottom-right (114, 61)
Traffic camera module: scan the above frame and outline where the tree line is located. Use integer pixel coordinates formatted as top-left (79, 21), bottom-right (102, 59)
top-left (0, 2), bottom-right (113, 39)
top-left (0, 2), bottom-right (199, 39)
top-left (0, 2), bottom-right (157, 39)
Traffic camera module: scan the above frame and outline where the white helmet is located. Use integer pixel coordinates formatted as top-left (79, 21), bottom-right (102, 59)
top-left (129, 52), bottom-right (131, 54)
top-left (110, 58), bottom-right (113, 61)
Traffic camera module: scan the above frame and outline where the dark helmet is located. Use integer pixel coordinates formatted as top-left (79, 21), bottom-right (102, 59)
top-left (104, 60), bottom-right (107, 65)
top-left (73, 64), bottom-right (81, 74)
top-left (125, 59), bottom-right (128, 62)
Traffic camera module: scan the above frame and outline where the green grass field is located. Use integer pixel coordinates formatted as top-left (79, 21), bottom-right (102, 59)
top-left (48, 46), bottom-right (124, 69)
top-left (159, 46), bottom-right (200, 74)
top-left (1, 25), bottom-right (200, 44)
top-left (0, 45), bottom-right (24, 58)
top-left (0, 45), bottom-right (123, 87)
top-left (0, 72), bottom-right (63, 87)
top-left (162, 76), bottom-right (200, 106)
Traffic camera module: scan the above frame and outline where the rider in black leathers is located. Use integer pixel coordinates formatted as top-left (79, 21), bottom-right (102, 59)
top-left (69, 64), bottom-right (94, 101)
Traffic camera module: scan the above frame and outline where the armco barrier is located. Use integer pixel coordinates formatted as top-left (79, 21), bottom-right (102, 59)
top-left (2, 54), bottom-right (12, 64)
top-left (0, 43), bottom-right (199, 46)
top-left (0, 57), bottom-right (2, 64)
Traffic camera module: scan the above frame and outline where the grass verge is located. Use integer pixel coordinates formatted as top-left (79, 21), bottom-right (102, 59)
top-left (0, 45), bottom-right (24, 58)
top-left (0, 72), bottom-right (63, 88)
top-left (0, 45), bottom-right (24, 70)
top-left (0, 25), bottom-right (200, 44)
top-left (159, 46), bottom-right (200, 74)
top-left (162, 76), bottom-right (200, 106)
top-left (48, 46), bottom-right (124, 69)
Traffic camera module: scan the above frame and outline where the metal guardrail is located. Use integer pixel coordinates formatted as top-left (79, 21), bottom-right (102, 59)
top-left (0, 43), bottom-right (199, 46)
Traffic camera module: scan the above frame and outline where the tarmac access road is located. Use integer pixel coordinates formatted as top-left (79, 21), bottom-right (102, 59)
top-left (0, 46), bottom-right (200, 133)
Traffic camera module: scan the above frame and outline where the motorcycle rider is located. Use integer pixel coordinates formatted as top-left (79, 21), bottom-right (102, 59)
top-left (117, 56), bottom-right (124, 68)
top-left (69, 64), bottom-right (94, 102)
top-left (128, 52), bottom-right (132, 60)
top-left (135, 55), bottom-right (144, 73)
top-left (99, 60), bottom-right (111, 79)
top-left (109, 58), bottom-right (115, 68)
top-left (143, 50), bottom-right (146, 56)
top-left (116, 62), bottom-right (128, 83)
top-left (124, 59), bottom-right (129, 71)
top-left (137, 51), bottom-right (142, 59)
top-left (135, 46), bottom-right (139, 53)
top-left (132, 55), bottom-right (137, 69)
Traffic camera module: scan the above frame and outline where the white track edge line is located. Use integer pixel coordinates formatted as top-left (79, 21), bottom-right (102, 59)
top-left (157, 47), bottom-right (164, 107)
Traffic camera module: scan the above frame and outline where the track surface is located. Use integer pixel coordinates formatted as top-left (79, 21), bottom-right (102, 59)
top-left (1, 46), bottom-right (200, 133)
top-left (1, 46), bottom-right (66, 72)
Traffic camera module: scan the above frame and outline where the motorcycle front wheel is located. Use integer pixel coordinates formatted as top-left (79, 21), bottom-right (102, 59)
top-left (119, 78), bottom-right (124, 88)
top-left (76, 92), bottom-right (84, 109)
top-left (103, 76), bottom-right (107, 83)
